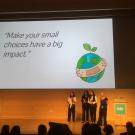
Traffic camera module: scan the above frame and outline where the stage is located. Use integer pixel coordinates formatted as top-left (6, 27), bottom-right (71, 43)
top-left (0, 89), bottom-right (135, 134)
top-left (0, 119), bottom-right (129, 135)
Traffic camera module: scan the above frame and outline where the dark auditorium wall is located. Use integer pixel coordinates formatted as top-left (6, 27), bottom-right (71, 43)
top-left (113, 16), bottom-right (135, 88)
top-left (0, 0), bottom-right (135, 12)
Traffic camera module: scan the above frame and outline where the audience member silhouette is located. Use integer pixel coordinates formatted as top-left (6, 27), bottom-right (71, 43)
top-left (1, 125), bottom-right (10, 135)
top-left (82, 122), bottom-right (101, 135)
top-left (10, 125), bottom-right (20, 135)
top-left (103, 124), bottom-right (114, 135)
top-left (38, 124), bottom-right (47, 135)
top-left (0, 121), bottom-right (134, 135)
top-left (120, 121), bottom-right (133, 135)
top-left (128, 127), bottom-right (135, 135)
top-left (47, 122), bottom-right (72, 135)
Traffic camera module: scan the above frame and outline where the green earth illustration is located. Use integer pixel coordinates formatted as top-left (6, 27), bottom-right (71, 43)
top-left (76, 43), bottom-right (107, 83)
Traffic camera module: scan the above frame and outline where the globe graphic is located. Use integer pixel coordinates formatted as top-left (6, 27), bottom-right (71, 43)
top-left (76, 53), bottom-right (105, 83)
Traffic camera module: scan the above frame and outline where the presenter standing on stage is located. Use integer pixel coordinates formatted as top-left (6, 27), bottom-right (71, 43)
top-left (89, 90), bottom-right (97, 123)
top-left (67, 92), bottom-right (76, 122)
top-left (97, 92), bottom-right (108, 126)
top-left (81, 90), bottom-right (90, 122)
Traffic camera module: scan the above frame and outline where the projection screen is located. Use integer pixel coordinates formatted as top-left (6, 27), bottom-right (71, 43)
top-left (0, 18), bottom-right (115, 88)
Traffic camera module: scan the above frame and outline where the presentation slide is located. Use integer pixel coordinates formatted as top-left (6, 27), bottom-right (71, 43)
top-left (0, 19), bottom-right (115, 89)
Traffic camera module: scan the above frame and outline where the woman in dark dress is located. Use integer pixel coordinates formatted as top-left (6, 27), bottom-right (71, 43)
top-left (97, 92), bottom-right (108, 126)
top-left (81, 90), bottom-right (90, 122)
top-left (89, 90), bottom-right (97, 123)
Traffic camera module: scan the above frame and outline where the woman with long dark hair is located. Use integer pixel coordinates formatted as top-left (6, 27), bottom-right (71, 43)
top-left (67, 91), bottom-right (76, 122)
top-left (81, 90), bottom-right (90, 122)
top-left (89, 90), bottom-right (97, 123)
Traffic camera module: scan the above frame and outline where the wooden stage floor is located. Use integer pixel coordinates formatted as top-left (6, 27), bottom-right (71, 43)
top-left (0, 119), bottom-right (127, 135)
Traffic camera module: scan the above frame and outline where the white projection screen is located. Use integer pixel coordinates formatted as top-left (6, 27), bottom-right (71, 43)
top-left (0, 18), bottom-right (115, 89)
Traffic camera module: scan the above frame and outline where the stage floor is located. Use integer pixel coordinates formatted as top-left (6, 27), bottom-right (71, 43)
top-left (0, 119), bottom-right (127, 135)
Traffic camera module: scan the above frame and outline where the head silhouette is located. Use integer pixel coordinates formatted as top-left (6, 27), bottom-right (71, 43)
top-left (103, 124), bottom-right (114, 135)
top-left (38, 124), bottom-right (47, 135)
top-left (126, 121), bottom-right (133, 133)
top-left (10, 125), bottom-right (20, 135)
top-left (82, 122), bottom-right (101, 135)
top-left (1, 125), bottom-right (10, 135)
top-left (48, 122), bottom-right (72, 135)
top-left (129, 127), bottom-right (135, 135)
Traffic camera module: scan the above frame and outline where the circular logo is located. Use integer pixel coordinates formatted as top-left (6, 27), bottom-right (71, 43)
top-left (76, 43), bottom-right (107, 83)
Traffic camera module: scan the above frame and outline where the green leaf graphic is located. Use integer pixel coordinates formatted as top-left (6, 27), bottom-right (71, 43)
top-left (91, 47), bottom-right (97, 52)
top-left (83, 43), bottom-right (91, 51)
